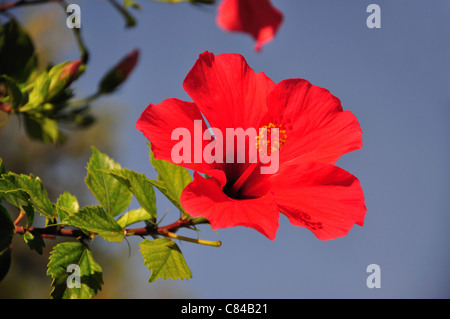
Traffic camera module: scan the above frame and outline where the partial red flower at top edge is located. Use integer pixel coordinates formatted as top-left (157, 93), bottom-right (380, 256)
top-left (217, 0), bottom-right (283, 51)
top-left (136, 51), bottom-right (366, 241)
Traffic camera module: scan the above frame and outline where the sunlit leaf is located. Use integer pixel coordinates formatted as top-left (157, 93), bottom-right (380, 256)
top-left (63, 206), bottom-right (124, 242)
top-left (47, 242), bottom-right (103, 299)
top-left (0, 172), bottom-right (56, 219)
top-left (103, 168), bottom-right (156, 219)
top-left (140, 238), bottom-right (192, 283)
top-left (85, 147), bottom-right (132, 217)
top-left (116, 207), bottom-right (153, 228)
top-left (56, 192), bottom-right (79, 222)
top-left (149, 147), bottom-right (192, 217)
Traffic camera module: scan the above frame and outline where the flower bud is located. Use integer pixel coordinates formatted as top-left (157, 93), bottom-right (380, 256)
top-left (47, 59), bottom-right (82, 101)
top-left (58, 59), bottom-right (83, 84)
top-left (98, 49), bottom-right (139, 94)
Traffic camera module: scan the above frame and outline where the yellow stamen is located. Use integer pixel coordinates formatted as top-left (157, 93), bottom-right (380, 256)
top-left (255, 122), bottom-right (287, 155)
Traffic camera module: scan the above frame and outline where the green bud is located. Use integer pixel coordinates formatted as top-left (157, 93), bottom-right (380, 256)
top-left (47, 59), bottom-right (82, 101)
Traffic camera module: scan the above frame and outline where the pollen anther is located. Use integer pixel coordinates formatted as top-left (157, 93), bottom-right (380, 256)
top-left (256, 123), bottom-right (287, 155)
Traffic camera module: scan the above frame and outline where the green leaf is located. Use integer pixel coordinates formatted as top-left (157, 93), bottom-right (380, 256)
top-left (0, 175), bottom-right (35, 225)
top-left (0, 186), bottom-right (31, 222)
top-left (6, 173), bottom-right (55, 218)
top-left (103, 168), bottom-right (156, 219)
top-left (0, 19), bottom-right (38, 83)
top-left (0, 247), bottom-right (11, 282)
top-left (0, 171), bottom-right (35, 224)
top-left (21, 204), bottom-right (35, 227)
top-left (23, 114), bottom-right (66, 144)
top-left (0, 172), bottom-right (56, 220)
top-left (20, 71), bottom-right (50, 112)
top-left (85, 147), bottom-right (132, 217)
top-left (0, 172), bottom-right (29, 206)
top-left (47, 242), bottom-right (103, 299)
top-left (116, 207), bottom-right (153, 228)
top-left (63, 206), bottom-right (124, 242)
top-left (139, 238), bottom-right (192, 283)
top-left (19, 204), bottom-right (34, 227)
top-left (149, 148), bottom-right (192, 217)
top-left (0, 75), bottom-right (25, 109)
top-left (56, 192), bottom-right (79, 222)
top-left (0, 204), bottom-right (14, 281)
top-left (23, 230), bottom-right (45, 255)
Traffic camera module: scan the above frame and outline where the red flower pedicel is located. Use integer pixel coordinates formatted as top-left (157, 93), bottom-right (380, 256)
top-left (137, 52), bottom-right (366, 240)
top-left (217, 0), bottom-right (283, 51)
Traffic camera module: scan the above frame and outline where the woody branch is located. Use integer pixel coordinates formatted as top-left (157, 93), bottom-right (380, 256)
top-left (13, 214), bottom-right (218, 245)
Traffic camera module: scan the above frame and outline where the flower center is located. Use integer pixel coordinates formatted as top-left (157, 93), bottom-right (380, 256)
top-left (255, 123), bottom-right (287, 156)
top-left (227, 122), bottom-right (287, 197)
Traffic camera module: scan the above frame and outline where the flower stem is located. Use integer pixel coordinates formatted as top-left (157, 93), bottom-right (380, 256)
top-left (13, 210), bottom-right (26, 226)
top-left (14, 217), bottom-right (219, 247)
top-left (166, 231), bottom-right (221, 247)
top-left (66, 92), bottom-right (102, 107)
top-left (0, 0), bottom-right (61, 12)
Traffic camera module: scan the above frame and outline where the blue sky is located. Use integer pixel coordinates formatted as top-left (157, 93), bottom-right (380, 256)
top-left (21, 0), bottom-right (450, 298)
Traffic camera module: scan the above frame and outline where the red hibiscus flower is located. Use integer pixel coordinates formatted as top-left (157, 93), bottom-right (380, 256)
top-left (136, 51), bottom-right (366, 241)
top-left (217, 0), bottom-right (283, 51)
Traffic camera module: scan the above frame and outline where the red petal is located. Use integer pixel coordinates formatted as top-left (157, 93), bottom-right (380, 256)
top-left (181, 172), bottom-right (280, 240)
top-left (264, 79), bottom-right (363, 164)
top-left (270, 162), bottom-right (366, 240)
top-left (217, 0), bottom-right (283, 51)
top-left (183, 51), bottom-right (276, 133)
top-left (136, 98), bottom-right (226, 185)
